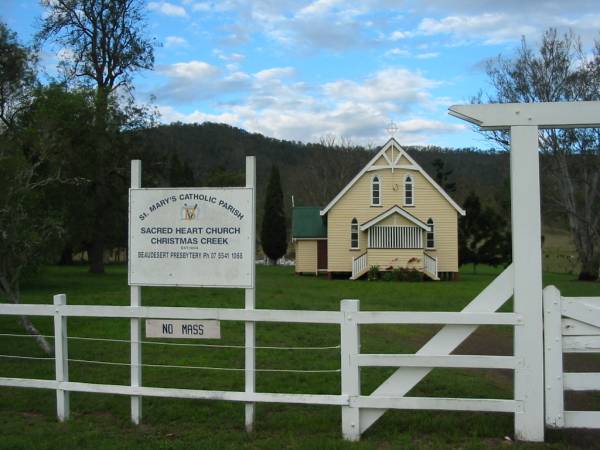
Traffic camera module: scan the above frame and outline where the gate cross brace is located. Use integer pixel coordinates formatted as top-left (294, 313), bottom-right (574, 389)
top-left (360, 264), bottom-right (514, 434)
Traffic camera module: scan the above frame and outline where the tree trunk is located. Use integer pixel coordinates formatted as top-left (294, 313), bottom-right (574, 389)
top-left (19, 315), bottom-right (53, 355)
top-left (578, 259), bottom-right (599, 281)
top-left (58, 244), bottom-right (74, 265)
top-left (0, 276), bottom-right (53, 355)
top-left (88, 239), bottom-right (105, 274)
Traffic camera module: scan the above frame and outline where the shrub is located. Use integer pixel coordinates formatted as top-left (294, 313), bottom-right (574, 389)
top-left (367, 265), bottom-right (380, 281)
top-left (391, 267), bottom-right (406, 281)
top-left (406, 268), bottom-right (423, 282)
top-left (381, 271), bottom-right (393, 281)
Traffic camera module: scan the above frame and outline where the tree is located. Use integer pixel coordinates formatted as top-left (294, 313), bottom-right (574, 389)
top-left (205, 166), bottom-right (244, 188)
top-left (0, 22), bottom-right (37, 132)
top-left (37, 0), bottom-right (155, 273)
top-left (169, 153), bottom-right (196, 187)
top-left (459, 192), bottom-right (511, 272)
top-left (21, 84), bottom-right (97, 266)
top-left (432, 158), bottom-right (456, 193)
top-left (261, 165), bottom-right (287, 264)
top-left (0, 24), bottom-right (57, 354)
top-left (480, 29), bottom-right (600, 280)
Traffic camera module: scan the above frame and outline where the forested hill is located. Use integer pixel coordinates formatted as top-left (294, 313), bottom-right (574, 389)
top-left (137, 122), bottom-right (511, 219)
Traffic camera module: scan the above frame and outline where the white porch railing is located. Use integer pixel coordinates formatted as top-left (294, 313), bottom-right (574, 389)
top-left (368, 225), bottom-right (422, 249)
top-left (423, 252), bottom-right (438, 279)
top-left (352, 252), bottom-right (368, 279)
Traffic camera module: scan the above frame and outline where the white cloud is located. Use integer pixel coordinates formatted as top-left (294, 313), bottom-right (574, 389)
top-left (165, 36), bottom-right (188, 47)
top-left (323, 68), bottom-right (440, 107)
top-left (416, 52), bottom-right (439, 59)
top-left (416, 13), bottom-right (537, 45)
top-left (156, 60), bottom-right (251, 102)
top-left (385, 48), bottom-right (411, 57)
top-left (390, 30), bottom-right (412, 41)
top-left (213, 50), bottom-right (246, 62)
top-left (298, 0), bottom-right (345, 17)
top-left (161, 60), bottom-right (218, 80)
top-left (254, 67), bottom-right (295, 81)
top-left (192, 2), bottom-right (211, 11)
top-left (154, 63), bottom-right (462, 145)
top-left (159, 105), bottom-right (240, 124)
top-left (148, 2), bottom-right (187, 17)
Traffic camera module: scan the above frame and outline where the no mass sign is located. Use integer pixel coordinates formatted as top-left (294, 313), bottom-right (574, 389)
top-left (129, 188), bottom-right (254, 288)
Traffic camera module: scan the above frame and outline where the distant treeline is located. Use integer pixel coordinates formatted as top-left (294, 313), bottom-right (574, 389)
top-left (137, 122), bottom-right (540, 234)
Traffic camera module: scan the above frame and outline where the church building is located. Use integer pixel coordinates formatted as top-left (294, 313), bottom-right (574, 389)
top-left (292, 138), bottom-right (465, 280)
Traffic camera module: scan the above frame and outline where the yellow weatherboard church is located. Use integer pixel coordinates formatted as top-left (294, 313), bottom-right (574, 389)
top-left (292, 138), bottom-right (465, 280)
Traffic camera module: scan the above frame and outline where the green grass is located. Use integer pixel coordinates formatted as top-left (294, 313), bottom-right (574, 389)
top-left (0, 264), bottom-right (599, 449)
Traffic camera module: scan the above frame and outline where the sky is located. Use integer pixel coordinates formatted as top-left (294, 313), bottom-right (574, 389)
top-left (2, 0), bottom-right (599, 149)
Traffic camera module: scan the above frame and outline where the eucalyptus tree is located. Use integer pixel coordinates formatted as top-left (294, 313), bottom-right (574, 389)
top-left (0, 23), bottom-right (55, 353)
top-left (480, 29), bottom-right (600, 280)
top-left (0, 22), bottom-right (37, 132)
top-left (37, 0), bottom-right (155, 273)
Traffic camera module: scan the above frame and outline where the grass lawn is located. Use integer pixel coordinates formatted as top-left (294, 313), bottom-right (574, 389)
top-left (0, 264), bottom-right (599, 449)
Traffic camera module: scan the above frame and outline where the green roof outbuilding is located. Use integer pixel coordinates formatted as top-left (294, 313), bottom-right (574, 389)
top-left (292, 207), bottom-right (327, 239)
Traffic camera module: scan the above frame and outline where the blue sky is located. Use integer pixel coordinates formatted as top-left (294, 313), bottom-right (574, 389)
top-left (3, 0), bottom-right (599, 148)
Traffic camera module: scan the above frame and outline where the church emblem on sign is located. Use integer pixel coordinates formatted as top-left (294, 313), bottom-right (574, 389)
top-left (181, 203), bottom-right (199, 220)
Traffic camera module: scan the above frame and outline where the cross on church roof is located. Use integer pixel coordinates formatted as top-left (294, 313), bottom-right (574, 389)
top-left (385, 120), bottom-right (398, 138)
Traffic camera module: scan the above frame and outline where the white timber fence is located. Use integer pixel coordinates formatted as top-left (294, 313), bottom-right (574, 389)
top-left (543, 286), bottom-right (600, 429)
top-left (0, 291), bottom-right (523, 439)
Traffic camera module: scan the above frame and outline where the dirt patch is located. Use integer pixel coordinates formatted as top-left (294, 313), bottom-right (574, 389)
top-left (564, 353), bottom-right (600, 372)
top-left (547, 428), bottom-right (600, 449)
top-left (454, 326), bottom-right (513, 356)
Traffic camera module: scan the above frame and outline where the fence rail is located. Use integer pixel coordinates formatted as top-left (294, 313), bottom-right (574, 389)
top-left (0, 296), bottom-right (521, 439)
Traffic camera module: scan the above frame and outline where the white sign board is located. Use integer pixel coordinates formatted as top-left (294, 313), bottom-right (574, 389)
top-left (146, 319), bottom-right (221, 339)
top-left (129, 188), bottom-right (253, 288)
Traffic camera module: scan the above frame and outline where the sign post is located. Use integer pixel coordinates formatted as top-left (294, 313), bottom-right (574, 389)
top-left (130, 160), bottom-right (142, 425)
top-left (245, 156), bottom-right (256, 432)
top-left (128, 156), bottom-right (256, 430)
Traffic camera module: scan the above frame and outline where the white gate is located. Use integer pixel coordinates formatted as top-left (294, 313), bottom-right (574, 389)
top-left (543, 286), bottom-right (600, 429)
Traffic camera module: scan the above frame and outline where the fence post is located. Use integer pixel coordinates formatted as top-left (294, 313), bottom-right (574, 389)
top-left (130, 159), bottom-right (142, 425)
top-left (543, 286), bottom-right (564, 428)
top-left (53, 293), bottom-right (69, 421)
top-left (510, 125), bottom-right (545, 441)
top-left (244, 155), bottom-right (256, 432)
top-left (341, 299), bottom-right (360, 441)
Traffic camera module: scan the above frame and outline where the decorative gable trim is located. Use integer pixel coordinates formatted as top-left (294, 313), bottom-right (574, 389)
top-left (319, 138), bottom-right (466, 216)
top-left (359, 205), bottom-right (431, 231)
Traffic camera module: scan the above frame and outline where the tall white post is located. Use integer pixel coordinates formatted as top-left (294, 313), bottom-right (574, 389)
top-left (341, 299), bottom-right (360, 441)
top-left (245, 156), bottom-right (256, 432)
top-left (53, 293), bottom-right (69, 421)
top-left (510, 126), bottom-right (545, 441)
top-left (130, 160), bottom-right (142, 425)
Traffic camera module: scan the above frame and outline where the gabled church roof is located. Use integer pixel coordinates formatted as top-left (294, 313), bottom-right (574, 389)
top-left (359, 205), bottom-right (431, 231)
top-left (319, 138), bottom-right (466, 216)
